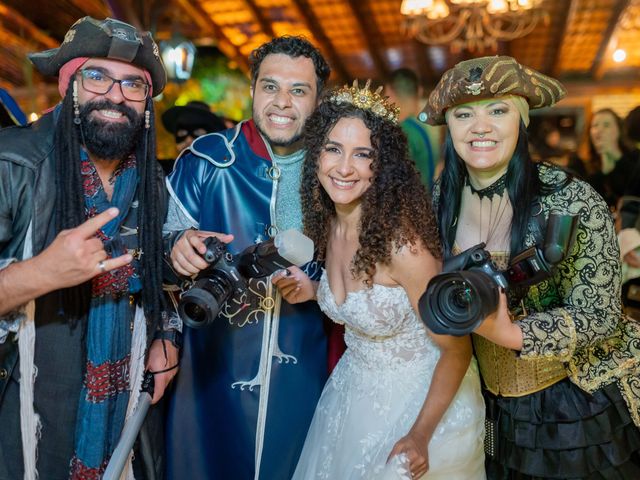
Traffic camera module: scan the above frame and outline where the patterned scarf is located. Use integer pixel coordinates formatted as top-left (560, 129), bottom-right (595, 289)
top-left (69, 153), bottom-right (142, 479)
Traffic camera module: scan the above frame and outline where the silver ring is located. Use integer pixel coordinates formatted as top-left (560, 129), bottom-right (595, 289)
top-left (98, 260), bottom-right (106, 273)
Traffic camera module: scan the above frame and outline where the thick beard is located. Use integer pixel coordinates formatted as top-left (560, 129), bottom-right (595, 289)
top-left (253, 110), bottom-right (303, 149)
top-left (80, 100), bottom-right (143, 160)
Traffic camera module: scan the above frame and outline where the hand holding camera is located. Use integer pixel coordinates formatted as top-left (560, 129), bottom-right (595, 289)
top-left (178, 229), bottom-right (314, 328)
top-left (170, 230), bottom-right (235, 276)
top-left (419, 214), bottom-right (578, 336)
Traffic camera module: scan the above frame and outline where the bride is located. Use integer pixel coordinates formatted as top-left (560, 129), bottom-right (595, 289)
top-left (273, 81), bottom-right (485, 479)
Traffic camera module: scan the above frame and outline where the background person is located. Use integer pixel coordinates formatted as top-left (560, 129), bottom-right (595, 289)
top-left (161, 100), bottom-right (226, 152)
top-left (586, 108), bottom-right (639, 208)
top-left (616, 106), bottom-right (640, 315)
top-left (385, 68), bottom-right (442, 189)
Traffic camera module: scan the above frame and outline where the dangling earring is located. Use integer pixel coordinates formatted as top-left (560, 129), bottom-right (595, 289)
top-left (72, 80), bottom-right (81, 125)
top-left (144, 110), bottom-right (150, 129)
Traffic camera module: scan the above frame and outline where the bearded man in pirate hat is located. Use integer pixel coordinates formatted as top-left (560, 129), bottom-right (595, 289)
top-left (0, 17), bottom-right (179, 479)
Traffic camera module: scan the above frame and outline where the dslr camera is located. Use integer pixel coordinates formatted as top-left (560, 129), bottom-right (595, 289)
top-left (178, 229), bottom-right (313, 328)
top-left (419, 214), bottom-right (578, 336)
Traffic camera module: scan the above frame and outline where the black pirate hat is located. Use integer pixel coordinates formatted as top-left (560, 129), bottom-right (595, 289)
top-left (162, 101), bottom-right (226, 134)
top-left (29, 17), bottom-right (167, 95)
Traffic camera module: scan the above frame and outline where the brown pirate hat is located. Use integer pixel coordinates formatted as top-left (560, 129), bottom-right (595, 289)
top-left (420, 56), bottom-right (566, 126)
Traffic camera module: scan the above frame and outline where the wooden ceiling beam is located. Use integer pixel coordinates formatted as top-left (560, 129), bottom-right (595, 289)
top-left (244, 0), bottom-right (275, 38)
top-left (591, 0), bottom-right (631, 81)
top-left (343, 0), bottom-right (388, 79)
top-left (67, 0), bottom-right (110, 20)
top-left (104, 0), bottom-right (143, 29)
top-left (0, 3), bottom-right (58, 49)
top-left (549, 0), bottom-right (577, 76)
top-left (288, 0), bottom-right (351, 83)
top-left (0, 28), bottom-right (30, 85)
top-left (172, 0), bottom-right (250, 73)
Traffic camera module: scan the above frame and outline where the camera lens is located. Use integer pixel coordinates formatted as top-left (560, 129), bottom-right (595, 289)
top-left (183, 302), bottom-right (207, 325)
top-left (178, 273), bottom-right (233, 328)
top-left (419, 270), bottom-right (499, 336)
top-left (451, 283), bottom-right (473, 309)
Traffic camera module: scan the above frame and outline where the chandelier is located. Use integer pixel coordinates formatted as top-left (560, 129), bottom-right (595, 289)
top-left (400, 0), bottom-right (548, 53)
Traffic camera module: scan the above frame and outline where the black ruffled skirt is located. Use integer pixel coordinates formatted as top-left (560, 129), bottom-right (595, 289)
top-left (484, 378), bottom-right (640, 479)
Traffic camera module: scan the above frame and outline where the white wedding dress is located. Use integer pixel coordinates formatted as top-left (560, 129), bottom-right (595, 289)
top-left (292, 271), bottom-right (486, 480)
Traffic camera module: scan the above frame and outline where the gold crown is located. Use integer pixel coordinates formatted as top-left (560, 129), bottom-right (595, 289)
top-left (328, 79), bottom-right (400, 124)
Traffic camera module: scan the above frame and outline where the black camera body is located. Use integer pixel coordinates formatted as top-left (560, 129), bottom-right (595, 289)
top-left (419, 213), bottom-right (578, 336)
top-left (178, 237), bottom-right (246, 329)
top-left (439, 245), bottom-right (509, 290)
top-left (177, 230), bottom-right (314, 329)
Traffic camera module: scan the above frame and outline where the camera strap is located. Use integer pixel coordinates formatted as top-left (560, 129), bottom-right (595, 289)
top-left (507, 197), bottom-right (545, 306)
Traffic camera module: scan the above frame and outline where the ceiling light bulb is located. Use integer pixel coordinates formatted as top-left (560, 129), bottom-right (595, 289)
top-left (427, 0), bottom-right (450, 19)
top-left (400, 0), bottom-right (433, 15)
top-left (613, 49), bottom-right (627, 63)
top-left (487, 0), bottom-right (509, 14)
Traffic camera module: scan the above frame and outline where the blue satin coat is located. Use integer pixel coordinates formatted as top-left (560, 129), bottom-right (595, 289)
top-left (165, 120), bottom-right (328, 480)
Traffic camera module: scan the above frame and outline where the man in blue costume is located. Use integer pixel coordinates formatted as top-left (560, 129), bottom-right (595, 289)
top-left (163, 36), bottom-right (331, 480)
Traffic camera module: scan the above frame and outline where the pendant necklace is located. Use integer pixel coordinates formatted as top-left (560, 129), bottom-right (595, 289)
top-left (468, 173), bottom-right (509, 246)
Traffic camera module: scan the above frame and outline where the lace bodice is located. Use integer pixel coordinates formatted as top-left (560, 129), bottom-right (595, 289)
top-left (317, 271), bottom-right (440, 376)
top-left (293, 271), bottom-right (486, 480)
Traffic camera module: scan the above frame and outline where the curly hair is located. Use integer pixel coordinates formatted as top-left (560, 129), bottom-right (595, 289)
top-left (301, 100), bottom-right (442, 284)
top-left (249, 36), bottom-right (331, 93)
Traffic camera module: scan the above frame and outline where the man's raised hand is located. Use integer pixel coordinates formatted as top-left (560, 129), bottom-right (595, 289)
top-left (38, 207), bottom-right (133, 290)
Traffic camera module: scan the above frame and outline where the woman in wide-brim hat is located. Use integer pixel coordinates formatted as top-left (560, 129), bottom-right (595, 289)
top-left (423, 55), bottom-right (640, 478)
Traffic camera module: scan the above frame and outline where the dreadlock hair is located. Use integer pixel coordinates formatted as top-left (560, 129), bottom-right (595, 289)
top-left (54, 81), bottom-right (165, 331)
top-left (437, 120), bottom-right (568, 259)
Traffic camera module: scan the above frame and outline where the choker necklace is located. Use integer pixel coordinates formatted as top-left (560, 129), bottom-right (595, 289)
top-left (466, 173), bottom-right (507, 200)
